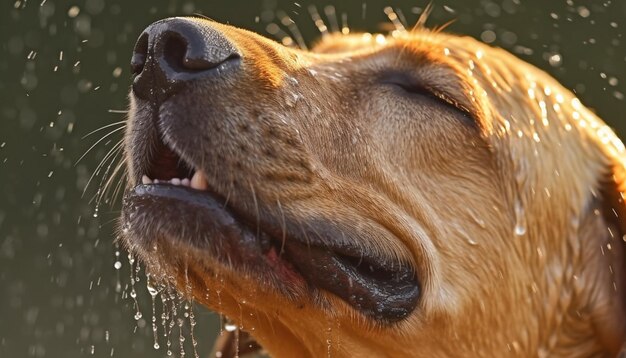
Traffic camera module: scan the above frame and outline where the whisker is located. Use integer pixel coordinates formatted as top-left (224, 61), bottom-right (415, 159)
top-left (88, 146), bottom-right (123, 206)
top-left (222, 181), bottom-right (233, 209)
top-left (249, 183), bottom-right (261, 240)
top-left (100, 151), bottom-right (126, 199)
top-left (413, 2), bottom-right (434, 32)
top-left (107, 109), bottom-right (129, 114)
top-left (191, 13), bottom-right (214, 21)
top-left (432, 19), bottom-right (457, 34)
top-left (277, 10), bottom-right (308, 50)
top-left (113, 170), bottom-right (128, 201)
top-left (323, 5), bottom-right (339, 33)
top-left (276, 198), bottom-right (287, 256)
top-left (303, 219), bottom-right (324, 248)
top-left (75, 125), bottom-right (126, 166)
top-left (308, 5), bottom-right (329, 37)
top-left (81, 120), bottom-right (126, 139)
top-left (89, 138), bottom-right (123, 181)
top-left (99, 216), bottom-right (123, 228)
top-left (300, 224), bottom-right (312, 250)
top-left (82, 139), bottom-right (124, 198)
top-left (106, 162), bottom-right (128, 206)
top-left (96, 163), bottom-right (124, 208)
top-left (100, 143), bottom-right (124, 196)
top-left (393, 2), bottom-right (435, 68)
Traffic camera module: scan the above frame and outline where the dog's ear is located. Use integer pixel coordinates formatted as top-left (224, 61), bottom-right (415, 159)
top-left (595, 156), bottom-right (626, 355)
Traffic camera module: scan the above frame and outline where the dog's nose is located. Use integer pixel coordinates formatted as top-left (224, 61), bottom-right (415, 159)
top-left (131, 17), bottom-right (240, 101)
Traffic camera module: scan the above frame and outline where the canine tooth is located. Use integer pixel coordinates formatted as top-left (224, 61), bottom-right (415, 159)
top-left (190, 171), bottom-right (208, 190)
top-left (181, 178), bottom-right (191, 187)
top-left (141, 175), bottom-right (152, 184)
top-left (171, 178), bottom-right (181, 185)
top-left (154, 179), bottom-right (160, 184)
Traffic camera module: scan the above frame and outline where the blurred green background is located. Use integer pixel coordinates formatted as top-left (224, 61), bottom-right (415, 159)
top-left (1, 0), bottom-right (625, 357)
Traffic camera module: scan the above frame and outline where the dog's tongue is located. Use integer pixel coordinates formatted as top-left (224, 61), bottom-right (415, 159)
top-left (282, 240), bottom-right (420, 322)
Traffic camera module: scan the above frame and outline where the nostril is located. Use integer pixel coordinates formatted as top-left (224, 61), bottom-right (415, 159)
top-left (162, 32), bottom-right (189, 72)
top-left (161, 31), bottom-right (238, 72)
top-left (131, 32), bottom-right (149, 76)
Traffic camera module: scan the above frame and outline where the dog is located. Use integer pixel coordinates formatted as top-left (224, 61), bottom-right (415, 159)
top-left (121, 15), bottom-right (626, 357)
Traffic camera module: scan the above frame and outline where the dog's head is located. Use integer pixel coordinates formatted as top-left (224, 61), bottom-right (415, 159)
top-left (121, 17), bottom-right (626, 356)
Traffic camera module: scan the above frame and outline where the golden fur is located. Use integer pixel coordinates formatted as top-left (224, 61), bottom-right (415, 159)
top-left (124, 18), bottom-right (626, 357)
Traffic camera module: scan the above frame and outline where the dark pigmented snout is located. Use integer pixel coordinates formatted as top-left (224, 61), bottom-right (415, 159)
top-left (131, 17), bottom-right (240, 101)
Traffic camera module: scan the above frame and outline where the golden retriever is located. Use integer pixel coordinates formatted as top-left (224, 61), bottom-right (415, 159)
top-left (121, 16), bottom-right (626, 357)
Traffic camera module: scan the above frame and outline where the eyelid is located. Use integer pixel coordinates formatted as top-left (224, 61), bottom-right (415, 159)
top-left (380, 72), bottom-right (474, 118)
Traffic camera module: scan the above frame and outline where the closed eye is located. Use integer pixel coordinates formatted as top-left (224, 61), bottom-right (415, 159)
top-left (379, 71), bottom-right (474, 119)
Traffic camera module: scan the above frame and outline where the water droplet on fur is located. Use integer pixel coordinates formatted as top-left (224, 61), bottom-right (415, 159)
top-left (224, 321), bottom-right (237, 332)
top-left (285, 92), bottom-right (301, 107)
top-left (514, 200), bottom-right (527, 236)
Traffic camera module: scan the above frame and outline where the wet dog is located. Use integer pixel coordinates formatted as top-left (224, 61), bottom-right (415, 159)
top-left (121, 16), bottom-right (626, 357)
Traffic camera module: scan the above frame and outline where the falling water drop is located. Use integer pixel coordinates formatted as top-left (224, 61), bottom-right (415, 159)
top-left (147, 274), bottom-right (160, 350)
top-left (128, 253), bottom-right (142, 323)
top-left (188, 302), bottom-right (199, 358)
top-left (114, 248), bottom-right (122, 293)
top-left (178, 317), bottom-right (186, 357)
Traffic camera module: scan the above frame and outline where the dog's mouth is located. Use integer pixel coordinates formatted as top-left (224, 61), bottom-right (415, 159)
top-left (122, 128), bottom-right (420, 322)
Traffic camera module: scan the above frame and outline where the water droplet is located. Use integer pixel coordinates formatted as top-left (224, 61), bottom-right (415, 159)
top-left (548, 53), bottom-right (562, 67)
top-left (577, 6), bottom-right (590, 18)
top-left (147, 283), bottom-right (159, 297)
top-left (224, 322), bottom-right (237, 332)
top-left (514, 200), bottom-right (527, 236)
top-left (68, 5), bottom-right (80, 17)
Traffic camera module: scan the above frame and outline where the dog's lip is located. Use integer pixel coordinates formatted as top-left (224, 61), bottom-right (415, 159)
top-left (123, 180), bottom-right (421, 322)
top-left (123, 183), bottom-right (305, 283)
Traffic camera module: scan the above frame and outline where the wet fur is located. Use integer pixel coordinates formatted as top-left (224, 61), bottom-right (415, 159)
top-left (123, 18), bottom-right (626, 357)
